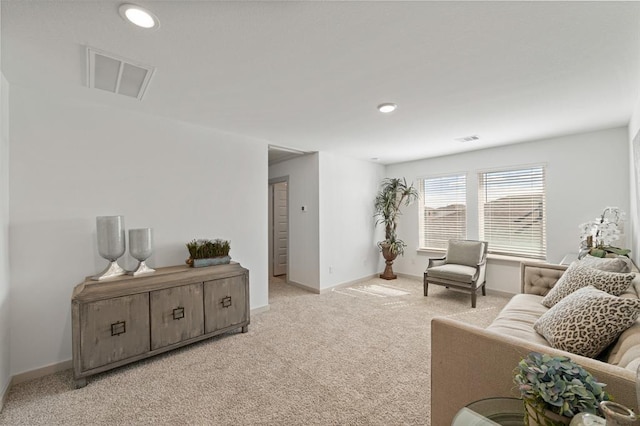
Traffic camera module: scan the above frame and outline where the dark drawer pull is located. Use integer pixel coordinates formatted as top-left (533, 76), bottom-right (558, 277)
top-left (111, 321), bottom-right (126, 336)
top-left (173, 307), bottom-right (185, 320)
top-left (221, 296), bottom-right (232, 308)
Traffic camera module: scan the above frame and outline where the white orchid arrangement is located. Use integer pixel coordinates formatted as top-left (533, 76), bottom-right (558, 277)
top-left (579, 207), bottom-right (629, 257)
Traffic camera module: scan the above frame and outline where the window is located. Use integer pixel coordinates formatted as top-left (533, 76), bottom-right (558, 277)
top-left (478, 166), bottom-right (546, 259)
top-left (419, 174), bottom-right (466, 250)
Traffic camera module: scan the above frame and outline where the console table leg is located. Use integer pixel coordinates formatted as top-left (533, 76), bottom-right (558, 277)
top-left (74, 377), bottom-right (87, 389)
top-left (242, 325), bottom-right (249, 333)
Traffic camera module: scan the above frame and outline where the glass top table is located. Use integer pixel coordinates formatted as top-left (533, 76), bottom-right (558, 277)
top-left (451, 397), bottom-right (525, 426)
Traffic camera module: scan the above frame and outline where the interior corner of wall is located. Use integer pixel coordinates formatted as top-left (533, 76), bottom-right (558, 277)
top-left (629, 95), bottom-right (640, 141)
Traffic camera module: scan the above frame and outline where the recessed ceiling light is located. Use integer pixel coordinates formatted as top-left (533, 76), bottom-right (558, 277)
top-left (377, 103), bottom-right (397, 113)
top-left (119, 4), bottom-right (159, 29)
top-left (371, 157), bottom-right (380, 161)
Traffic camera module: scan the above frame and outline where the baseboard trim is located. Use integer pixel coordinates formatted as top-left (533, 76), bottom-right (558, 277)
top-left (11, 360), bottom-right (72, 386)
top-left (0, 376), bottom-right (10, 413)
top-left (5, 305), bottom-right (271, 394)
top-left (285, 273), bottom-right (411, 294)
top-left (388, 273), bottom-right (516, 297)
top-left (319, 274), bottom-right (379, 294)
top-left (287, 280), bottom-right (320, 294)
top-left (396, 273), bottom-right (422, 281)
top-left (3, 272), bottom-right (507, 401)
top-left (251, 304), bottom-right (270, 315)
top-left (485, 288), bottom-right (516, 297)
top-left (286, 275), bottom-right (386, 294)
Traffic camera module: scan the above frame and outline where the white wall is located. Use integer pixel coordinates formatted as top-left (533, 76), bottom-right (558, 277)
top-left (8, 86), bottom-right (269, 375)
top-left (386, 127), bottom-right (630, 293)
top-left (318, 152), bottom-right (385, 289)
top-left (269, 154), bottom-right (320, 290)
top-left (0, 74), bottom-right (11, 401)
top-left (0, 6), bottom-right (11, 403)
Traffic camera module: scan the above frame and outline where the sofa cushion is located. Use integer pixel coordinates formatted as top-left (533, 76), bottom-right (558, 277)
top-left (534, 286), bottom-right (640, 358)
top-left (620, 274), bottom-right (640, 300)
top-left (605, 276), bottom-right (640, 371)
top-left (618, 346), bottom-right (640, 373)
top-left (445, 240), bottom-right (484, 267)
top-left (577, 255), bottom-right (632, 273)
top-left (486, 294), bottom-right (551, 347)
top-left (541, 262), bottom-right (634, 308)
top-left (427, 264), bottom-right (477, 284)
top-left (605, 321), bottom-right (640, 371)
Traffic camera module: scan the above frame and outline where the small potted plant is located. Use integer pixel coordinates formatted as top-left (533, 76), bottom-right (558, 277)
top-left (514, 352), bottom-right (610, 425)
top-left (185, 238), bottom-right (231, 267)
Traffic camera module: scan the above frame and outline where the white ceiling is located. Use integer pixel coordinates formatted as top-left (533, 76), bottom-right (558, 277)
top-left (3, 1), bottom-right (640, 165)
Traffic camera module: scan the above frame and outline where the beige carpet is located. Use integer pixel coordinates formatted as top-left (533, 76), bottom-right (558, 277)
top-left (0, 276), bottom-right (509, 425)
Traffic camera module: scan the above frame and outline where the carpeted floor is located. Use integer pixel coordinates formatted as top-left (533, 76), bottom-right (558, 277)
top-left (0, 276), bottom-right (510, 425)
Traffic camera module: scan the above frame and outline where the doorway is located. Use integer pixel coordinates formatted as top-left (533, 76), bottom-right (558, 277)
top-left (268, 178), bottom-right (288, 285)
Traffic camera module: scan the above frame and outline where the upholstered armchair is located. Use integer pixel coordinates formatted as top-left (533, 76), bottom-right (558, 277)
top-left (423, 240), bottom-right (488, 308)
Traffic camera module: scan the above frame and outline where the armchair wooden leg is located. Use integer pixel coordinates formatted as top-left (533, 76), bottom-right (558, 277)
top-left (424, 281), bottom-right (429, 297)
top-left (471, 291), bottom-right (477, 308)
top-left (482, 283), bottom-right (486, 296)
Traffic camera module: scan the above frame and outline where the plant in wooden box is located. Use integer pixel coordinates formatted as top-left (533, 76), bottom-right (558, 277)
top-left (514, 352), bottom-right (610, 426)
top-left (185, 238), bottom-right (231, 268)
top-left (374, 178), bottom-right (419, 280)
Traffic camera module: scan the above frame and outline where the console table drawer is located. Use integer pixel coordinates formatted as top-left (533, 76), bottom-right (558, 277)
top-left (79, 293), bottom-right (150, 371)
top-left (150, 282), bottom-right (204, 350)
top-left (204, 275), bottom-right (248, 333)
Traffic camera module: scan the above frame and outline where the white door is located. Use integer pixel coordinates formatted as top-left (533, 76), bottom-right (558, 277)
top-left (273, 182), bottom-right (288, 276)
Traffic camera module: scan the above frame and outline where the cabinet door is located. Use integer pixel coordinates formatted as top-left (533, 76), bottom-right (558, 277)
top-left (80, 293), bottom-right (150, 371)
top-left (150, 282), bottom-right (204, 350)
top-left (204, 275), bottom-right (247, 333)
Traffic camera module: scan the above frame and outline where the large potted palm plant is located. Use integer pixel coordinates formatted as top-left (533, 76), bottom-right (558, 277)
top-left (374, 178), bottom-right (419, 280)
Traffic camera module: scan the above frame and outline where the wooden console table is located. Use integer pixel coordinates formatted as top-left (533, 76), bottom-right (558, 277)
top-left (71, 263), bottom-right (249, 388)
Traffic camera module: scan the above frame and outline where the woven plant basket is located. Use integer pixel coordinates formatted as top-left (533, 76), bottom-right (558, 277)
top-left (523, 399), bottom-right (571, 426)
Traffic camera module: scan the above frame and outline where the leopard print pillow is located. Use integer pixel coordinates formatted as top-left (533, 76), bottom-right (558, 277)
top-left (541, 262), bottom-right (634, 308)
top-left (534, 286), bottom-right (640, 358)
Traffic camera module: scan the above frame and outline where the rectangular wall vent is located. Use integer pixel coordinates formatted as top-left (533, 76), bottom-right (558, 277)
top-left (87, 47), bottom-right (155, 101)
top-left (455, 135), bottom-right (480, 143)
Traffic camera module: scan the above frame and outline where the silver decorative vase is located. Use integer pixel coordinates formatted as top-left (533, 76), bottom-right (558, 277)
top-left (128, 228), bottom-right (155, 276)
top-left (92, 216), bottom-right (126, 280)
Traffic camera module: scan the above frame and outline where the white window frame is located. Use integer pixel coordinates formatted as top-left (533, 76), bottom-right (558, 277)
top-left (477, 164), bottom-right (547, 260)
top-left (418, 173), bottom-right (467, 250)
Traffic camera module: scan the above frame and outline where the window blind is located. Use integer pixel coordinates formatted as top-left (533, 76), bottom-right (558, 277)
top-left (478, 166), bottom-right (546, 259)
top-left (419, 174), bottom-right (466, 250)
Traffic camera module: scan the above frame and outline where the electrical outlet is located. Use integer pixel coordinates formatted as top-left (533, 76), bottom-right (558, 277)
top-left (329, 266), bottom-right (333, 274)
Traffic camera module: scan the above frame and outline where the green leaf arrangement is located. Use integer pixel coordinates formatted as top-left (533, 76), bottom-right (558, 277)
top-left (589, 246), bottom-right (631, 258)
top-left (186, 239), bottom-right (231, 259)
top-left (514, 352), bottom-right (610, 419)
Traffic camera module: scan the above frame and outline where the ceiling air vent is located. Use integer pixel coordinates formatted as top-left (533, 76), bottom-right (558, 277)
top-left (455, 135), bottom-right (480, 143)
top-left (87, 47), bottom-right (155, 100)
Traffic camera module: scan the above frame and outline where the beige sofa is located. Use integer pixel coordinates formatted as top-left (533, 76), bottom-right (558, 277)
top-left (431, 261), bottom-right (640, 425)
